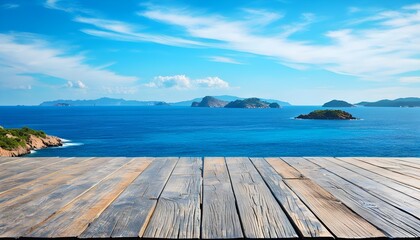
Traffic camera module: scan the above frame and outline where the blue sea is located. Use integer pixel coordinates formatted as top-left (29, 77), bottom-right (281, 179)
top-left (1, 106), bottom-right (419, 157)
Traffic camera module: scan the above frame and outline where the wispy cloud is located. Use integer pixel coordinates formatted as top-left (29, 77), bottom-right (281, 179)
top-left (137, 4), bottom-right (420, 80)
top-left (145, 75), bottom-right (230, 89)
top-left (207, 56), bottom-right (242, 64)
top-left (399, 76), bottom-right (420, 83)
top-left (2, 3), bottom-right (19, 9)
top-left (0, 33), bottom-right (137, 91)
top-left (44, 0), bottom-right (93, 14)
top-left (74, 16), bottom-right (204, 47)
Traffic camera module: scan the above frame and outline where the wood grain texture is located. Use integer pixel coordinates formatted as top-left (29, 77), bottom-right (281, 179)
top-left (355, 158), bottom-right (420, 189)
top-left (359, 158), bottom-right (420, 178)
top-left (0, 157), bottom-right (21, 165)
top-left (395, 157), bottom-right (420, 168)
top-left (226, 157), bottom-right (298, 239)
top-left (0, 157), bottom-right (130, 238)
top-left (0, 157), bottom-right (96, 205)
top-left (0, 157), bottom-right (79, 193)
top-left (202, 157), bottom-right (243, 239)
top-left (281, 157), bottom-right (385, 239)
top-left (143, 157), bottom-right (202, 239)
top-left (333, 157), bottom-right (420, 200)
top-left (265, 157), bottom-right (304, 179)
top-left (80, 157), bottom-right (179, 238)
top-left (25, 158), bottom-right (153, 238)
top-left (0, 157), bottom-right (61, 181)
top-left (288, 157), bottom-right (420, 238)
top-left (250, 157), bottom-right (333, 238)
top-left (307, 157), bottom-right (420, 219)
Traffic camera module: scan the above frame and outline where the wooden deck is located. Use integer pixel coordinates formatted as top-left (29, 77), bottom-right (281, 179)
top-left (0, 157), bottom-right (419, 239)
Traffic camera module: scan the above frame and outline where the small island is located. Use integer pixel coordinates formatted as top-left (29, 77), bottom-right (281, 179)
top-left (0, 126), bottom-right (62, 157)
top-left (296, 110), bottom-right (356, 120)
top-left (225, 98), bottom-right (281, 108)
top-left (191, 96), bottom-right (228, 107)
top-left (322, 100), bottom-right (354, 107)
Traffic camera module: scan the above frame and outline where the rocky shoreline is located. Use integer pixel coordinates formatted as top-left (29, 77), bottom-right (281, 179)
top-left (0, 128), bottom-right (62, 157)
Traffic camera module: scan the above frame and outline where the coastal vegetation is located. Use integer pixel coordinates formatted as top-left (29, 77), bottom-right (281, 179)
top-left (0, 126), bottom-right (62, 156)
top-left (296, 110), bottom-right (356, 120)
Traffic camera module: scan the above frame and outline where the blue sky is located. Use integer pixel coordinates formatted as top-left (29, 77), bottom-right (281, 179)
top-left (0, 0), bottom-right (419, 105)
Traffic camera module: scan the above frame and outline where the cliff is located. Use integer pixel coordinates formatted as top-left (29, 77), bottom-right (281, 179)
top-left (191, 96), bottom-right (228, 107)
top-left (0, 127), bottom-right (62, 157)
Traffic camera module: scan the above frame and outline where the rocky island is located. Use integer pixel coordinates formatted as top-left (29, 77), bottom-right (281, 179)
top-left (225, 98), bottom-right (281, 108)
top-left (296, 110), bottom-right (356, 120)
top-left (322, 100), bottom-right (354, 107)
top-left (356, 97), bottom-right (420, 107)
top-left (191, 96), bottom-right (228, 107)
top-left (0, 126), bottom-right (62, 157)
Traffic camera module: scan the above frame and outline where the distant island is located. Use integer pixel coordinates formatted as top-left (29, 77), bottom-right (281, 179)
top-left (173, 95), bottom-right (291, 107)
top-left (225, 98), bottom-right (280, 108)
top-left (356, 97), bottom-right (420, 107)
top-left (40, 96), bottom-right (291, 107)
top-left (322, 100), bottom-right (354, 107)
top-left (40, 97), bottom-right (169, 106)
top-left (0, 126), bottom-right (62, 157)
top-left (191, 96), bottom-right (228, 107)
top-left (296, 110), bottom-right (356, 120)
top-left (191, 96), bottom-right (281, 108)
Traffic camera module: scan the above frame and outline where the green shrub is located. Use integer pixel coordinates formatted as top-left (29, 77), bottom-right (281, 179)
top-left (0, 126), bottom-right (47, 150)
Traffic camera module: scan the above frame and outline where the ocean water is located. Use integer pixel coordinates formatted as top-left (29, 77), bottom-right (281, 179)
top-left (0, 106), bottom-right (419, 157)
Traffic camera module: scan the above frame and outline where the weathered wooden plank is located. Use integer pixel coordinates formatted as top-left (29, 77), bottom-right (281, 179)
top-left (0, 157), bottom-right (130, 237)
top-left (307, 157), bottom-right (420, 219)
top-left (143, 157), bottom-right (202, 239)
top-left (0, 157), bottom-right (62, 181)
top-left (284, 157), bottom-right (420, 238)
top-left (250, 157), bottom-right (333, 238)
top-left (281, 157), bottom-right (386, 239)
top-left (333, 157), bottom-right (420, 200)
top-left (0, 157), bottom-right (100, 205)
top-left (355, 157), bottom-right (420, 181)
top-left (395, 157), bottom-right (420, 167)
top-left (0, 157), bottom-right (20, 165)
top-left (80, 157), bottom-right (179, 238)
top-left (355, 158), bottom-right (420, 189)
top-left (225, 157), bottom-right (297, 239)
top-left (25, 158), bottom-right (153, 238)
top-left (364, 158), bottom-right (420, 177)
top-left (391, 158), bottom-right (420, 170)
top-left (265, 157), bottom-right (304, 179)
top-left (202, 157), bottom-right (243, 239)
top-left (0, 157), bottom-right (80, 193)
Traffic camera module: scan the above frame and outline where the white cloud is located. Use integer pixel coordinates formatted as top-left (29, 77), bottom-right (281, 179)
top-left (2, 3), bottom-right (19, 9)
top-left (66, 80), bottom-right (86, 89)
top-left (145, 75), bottom-right (230, 89)
top-left (196, 77), bottom-right (230, 88)
top-left (208, 56), bottom-right (242, 64)
top-left (136, 4), bottom-right (420, 80)
top-left (399, 76), bottom-right (420, 83)
top-left (0, 33), bottom-right (137, 91)
top-left (145, 75), bottom-right (192, 89)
